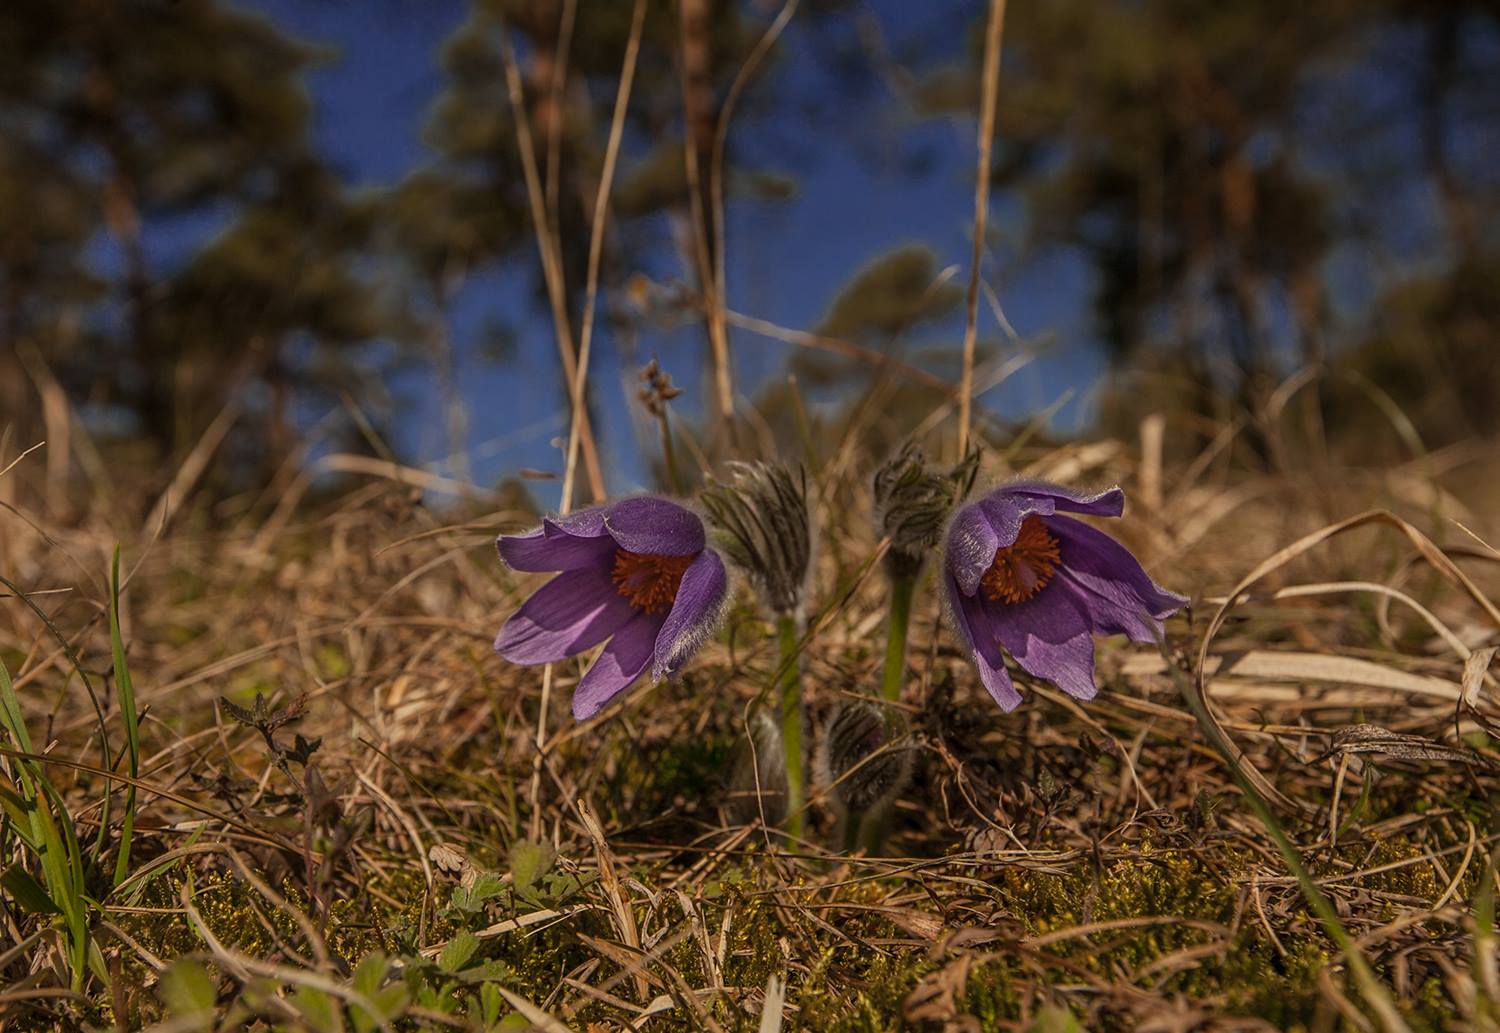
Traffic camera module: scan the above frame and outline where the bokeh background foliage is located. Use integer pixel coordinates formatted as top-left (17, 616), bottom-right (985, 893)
top-left (1, 0), bottom-right (1496, 495)
top-left (3, 0), bottom-right (1500, 1030)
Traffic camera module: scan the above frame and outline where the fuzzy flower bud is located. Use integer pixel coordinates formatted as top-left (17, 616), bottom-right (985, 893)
top-left (701, 461), bottom-right (811, 617)
top-left (874, 442), bottom-right (979, 579)
top-left (725, 710), bottom-right (789, 826)
top-left (817, 699), bottom-right (914, 814)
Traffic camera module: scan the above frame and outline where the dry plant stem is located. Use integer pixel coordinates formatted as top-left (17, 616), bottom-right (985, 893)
top-left (560, 0), bottom-right (645, 513)
top-left (704, 0), bottom-right (799, 434)
top-left (777, 614), bottom-right (805, 841)
top-left (956, 0), bottom-right (1007, 457)
top-left (1169, 652), bottom-right (1413, 1033)
top-left (1475, 836), bottom-right (1500, 1014)
top-left (677, 0), bottom-right (734, 430)
top-left (542, 0), bottom-right (577, 246)
top-left (496, 19), bottom-right (605, 503)
top-left (726, 309), bottom-right (958, 397)
top-left (710, 0), bottom-right (798, 310)
top-left (657, 408), bottom-right (682, 496)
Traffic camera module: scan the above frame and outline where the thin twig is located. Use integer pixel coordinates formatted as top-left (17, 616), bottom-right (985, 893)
top-left (561, 0), bottom-right (646, 513)
top-left (496, 16), bottom-right (606, 503)
top-left (957, 0), bottom-right (1007, 456)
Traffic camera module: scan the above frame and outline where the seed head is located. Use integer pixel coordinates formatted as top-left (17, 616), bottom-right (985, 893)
top-left (638, 358), bottom-right (684, 418)
top-left (701, 461), bottom-right (811, 617)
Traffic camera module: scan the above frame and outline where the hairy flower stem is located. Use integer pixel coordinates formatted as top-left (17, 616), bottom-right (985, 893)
top-left (853, 801), bottom-right (887, 856)
top-left (844, 576), bottom-right (916, 854)
top-left (880, 574), bottom-right (915, 703)
top-left (776, 614), bottom-right (805, 841)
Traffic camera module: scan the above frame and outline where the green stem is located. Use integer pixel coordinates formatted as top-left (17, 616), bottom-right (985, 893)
top-left (776, 614), bottom-right (805, 841)
top-left (880, 574), bottom-right (915, 703)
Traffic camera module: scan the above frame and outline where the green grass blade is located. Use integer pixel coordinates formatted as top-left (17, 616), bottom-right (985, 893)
top-left (0, 653), bottom-right (35, 756)
top-left (31, 779), bottom-right (91, 991)
top-left (0, 571), bottom-right (117, 860)
top-left (110, 546), bottom-right (141, 887)
top-left (1, 862), bottom-right (62, 915)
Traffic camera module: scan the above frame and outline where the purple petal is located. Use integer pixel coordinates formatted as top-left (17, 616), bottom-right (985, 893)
top-left (545, 508), bottom-right (609, 538)
top-left (653, 549), bottom-right (728, 680)
top-left (1048, 516), bottom-right (1188, 642)
top-left (572, 611), bottom-right (663, 719)
top-left (494, 566), bottom-right (634, 664)
top-left (498, 527), bottom-right (616, 572)
top-left (998, 481), bottom-right (1125, 518)
top-left (944, 572), bottom-right (1022, 711)
top-left (603, 496), bottom-right (705, 556)
top-left (989, 585), bottom-right (1100, 701)
top-left (946, 502), bottom-right (1003, 596)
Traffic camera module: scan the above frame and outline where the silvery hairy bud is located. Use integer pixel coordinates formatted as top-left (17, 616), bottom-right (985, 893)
top-left (873, 442), bottom-right (980, 580)
top-left (701, 461), bottom-right (811, 617)
top-left (725, 710), bottom-right (789, 826)
top-left (817, 699), bottom-right (914, 814)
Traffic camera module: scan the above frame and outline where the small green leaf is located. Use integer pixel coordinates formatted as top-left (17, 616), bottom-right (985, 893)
top-left (374, 984), bottom-right (410, 1020)
top-left (291, 985), bottom-right (339, 1033)
top-left (438, 930), bottom-right (479, 974)
top-left (508, 839), bottom-right (553, 897)
top-left (351, 952), bottom-right (407, 1033)
top-left (450, 871), bottom-right (507, 914)
top-left (159, 960), bottom-right (217, 1024)
top-left (1028, 1005), bottom-right (1085, 1033)
top-left (479, 982), bottom-right (504, 1025)
top-left (454, 959), bottom-right (512, 984)
top-left (352, 950), bottom-right (390, 996)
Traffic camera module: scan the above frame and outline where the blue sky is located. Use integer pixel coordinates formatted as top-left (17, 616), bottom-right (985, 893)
top-left (236, 0), bottom-right (1105, 504)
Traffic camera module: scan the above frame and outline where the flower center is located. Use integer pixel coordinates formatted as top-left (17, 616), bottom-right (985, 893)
top-left (980, 515), bottom-right (1062, 604)
top-left (611, 549), bottom-right (694, 614)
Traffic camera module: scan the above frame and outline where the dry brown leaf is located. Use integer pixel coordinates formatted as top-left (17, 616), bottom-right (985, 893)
top-left (1462, 646), bottom-right (1498, 708)
top-left (1316, 724), bottom-right (1491, 768)
top-left (903, 954), bottom-right (978, 1029)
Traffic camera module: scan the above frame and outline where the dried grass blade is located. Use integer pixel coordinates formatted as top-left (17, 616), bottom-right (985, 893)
top-left (758, 973), bottom-right (786, 1033)
top-left (1165, 645), bottom-right (1414, 1033)
top-left (1464, 647), bottom-right (1498, 708)
top-left (1194, 509), bottom-right (1500, 814)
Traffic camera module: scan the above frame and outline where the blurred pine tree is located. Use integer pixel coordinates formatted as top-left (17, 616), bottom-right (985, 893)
top-left (0, 0), bottom-right (401, 490)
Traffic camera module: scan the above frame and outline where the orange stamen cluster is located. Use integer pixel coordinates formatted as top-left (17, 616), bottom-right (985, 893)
top-left (980, 515), bottom-right (1062, 604)
top-left (612, 549), bottom-right (694, 614)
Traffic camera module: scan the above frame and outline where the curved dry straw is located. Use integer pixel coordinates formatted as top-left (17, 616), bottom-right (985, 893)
top-left (1191, 508), bottom-right (1500, 814)
top-left (1180, 506), bottom-right (1500, 1032)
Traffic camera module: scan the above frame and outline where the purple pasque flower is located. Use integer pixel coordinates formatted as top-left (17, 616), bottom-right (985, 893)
top-left (494, 496), bottom-right (728, 720)
top-left (943, 481), bottom-right (1187, 711)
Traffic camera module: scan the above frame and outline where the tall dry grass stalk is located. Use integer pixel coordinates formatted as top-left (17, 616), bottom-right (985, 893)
top-left (496, 14), bottom-right (606, 504)
top-left (957, 0), bottom-right (1007, 458)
